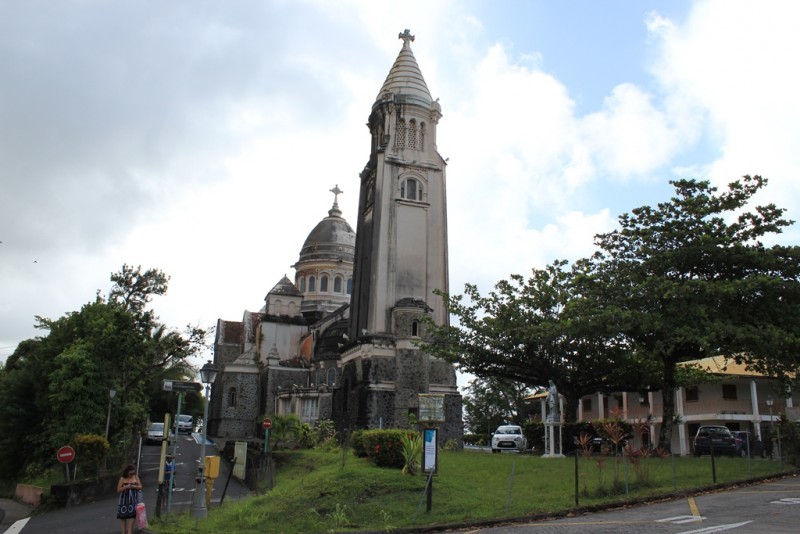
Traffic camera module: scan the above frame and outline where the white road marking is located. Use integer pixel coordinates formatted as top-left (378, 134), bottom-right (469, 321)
top-left (770, 497), bottom-right (800, 504)
top-left (3, 517), bottom-right (30, 534)
top-left (656, 515), bottom-right (705, 524)
top-left (678, 521), bottom-right (753, 533)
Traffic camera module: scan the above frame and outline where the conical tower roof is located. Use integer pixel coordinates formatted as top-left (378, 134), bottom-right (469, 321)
top-left (376, 30), bottom-right (432, 106)
top-left (267, 275), bottom-right (302, 297)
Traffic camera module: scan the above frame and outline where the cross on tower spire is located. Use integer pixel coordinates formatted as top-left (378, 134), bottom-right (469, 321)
top-left (398, 29), bottom-right (415, 47)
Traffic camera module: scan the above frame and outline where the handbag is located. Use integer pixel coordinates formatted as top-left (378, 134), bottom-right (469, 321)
top-left (136, 502), bottom-right (148, 529)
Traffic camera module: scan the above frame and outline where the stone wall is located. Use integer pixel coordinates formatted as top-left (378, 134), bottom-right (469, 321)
top-left (216, 372), bottom-right (260, 438)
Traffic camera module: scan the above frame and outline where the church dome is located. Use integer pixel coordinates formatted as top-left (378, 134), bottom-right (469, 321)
top-left (297, 194), bottom-right (355, 265)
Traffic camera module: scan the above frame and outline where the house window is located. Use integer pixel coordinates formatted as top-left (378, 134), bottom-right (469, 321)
top-left (298, 276), bottom-right (305, 292)
top-left (401, 178), bottom-right (422, 201)
top-left (722, 384), bottom-right (737, 400)
top-left (301, 397), bottom-right (319, 422)
top-left (603, 396), bottom-right (609, 413)
top-left (685, 386), bottom-right (699, 402)
top-left (411, 320), bottom-right (419, 337)
top-left (616, 395), bottom-right (624, 409)
top-left (228, 387), bottom-right (237, 407)
top-left (639, 393), bottom-right (650, 406)
top-left (326, 368), bottom-right (336, 387)
top-left (320, 275), bottom-right (329, 292)
top-left (347, 278), bottom-right (353, 294)
top-left (582, 398), bottom-right (592, 411)
top-left (308, 276), bottom-right (316, 292)
top-left (334, 276), bottom-right (342, 293)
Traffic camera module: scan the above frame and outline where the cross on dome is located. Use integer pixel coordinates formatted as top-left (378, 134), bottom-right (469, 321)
top-left (330, 184), bottom-right (343, 205)
top-left (329, 184), bottom-right (343, 217)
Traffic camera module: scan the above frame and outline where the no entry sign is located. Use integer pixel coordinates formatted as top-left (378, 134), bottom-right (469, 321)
top-left (57, 445), bottom-right (76, 463)
top-left (262, 418), bottom-right (272, 430)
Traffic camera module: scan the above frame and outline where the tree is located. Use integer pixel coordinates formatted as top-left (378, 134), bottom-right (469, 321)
top-left (0, 265), bottom-right (209, 479)
top-left (592, 176), bottom-right (800, 449)
top-left (462, 376), bottom-right (534, 435)
top-left (426, 260), bottom-right (645, 422)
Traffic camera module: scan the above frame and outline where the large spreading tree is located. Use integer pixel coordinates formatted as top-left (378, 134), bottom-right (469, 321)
top-left (426, 259), bottom-right (647, 423)
top-left (591, 176), bottom-right (800, 449)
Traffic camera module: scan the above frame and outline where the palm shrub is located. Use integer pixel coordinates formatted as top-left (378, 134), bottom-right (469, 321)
top-left (400, 433), bottom-right (421, 475)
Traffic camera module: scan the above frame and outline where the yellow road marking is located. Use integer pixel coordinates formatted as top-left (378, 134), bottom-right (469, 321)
top-left (688, 496), bottom-right (700, 518)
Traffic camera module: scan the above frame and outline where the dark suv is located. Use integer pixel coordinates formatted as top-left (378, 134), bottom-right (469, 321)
top-left (693, 425), bottom-right (736, 456)
top-left (731, 430), bottom-right (765, 458)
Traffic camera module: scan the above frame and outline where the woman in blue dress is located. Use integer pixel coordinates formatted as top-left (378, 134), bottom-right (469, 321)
top-left (116, 464), bottom-right (142, 534)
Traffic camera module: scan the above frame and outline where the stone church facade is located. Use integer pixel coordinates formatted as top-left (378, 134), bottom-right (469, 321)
top-left (208, 31), bottom-right (463, 445)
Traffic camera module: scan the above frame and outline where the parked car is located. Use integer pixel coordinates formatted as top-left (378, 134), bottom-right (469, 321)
top-left (145, 422), bottom-right (175, 445)
top-left (176, 414), bottom-right (194, 434)
top-left (693, 425), bottom-right (737, 456)
top-left (731, 430), bottom-right (765, 458)
top-left (491, 425), bottom-right (527, 453)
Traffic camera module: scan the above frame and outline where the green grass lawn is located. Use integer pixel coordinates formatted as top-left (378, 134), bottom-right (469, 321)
top-left (150, 449), bottom-right (794, 533)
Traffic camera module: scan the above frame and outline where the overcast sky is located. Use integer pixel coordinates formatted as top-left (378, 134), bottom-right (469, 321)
top-left (3, 1), bottom-right (800, 387)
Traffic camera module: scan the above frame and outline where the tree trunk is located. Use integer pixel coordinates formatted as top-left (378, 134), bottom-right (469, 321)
top-left (563, 394), bottom-right (579, 424)
top-left (658, 356), bottom-right (677, 451)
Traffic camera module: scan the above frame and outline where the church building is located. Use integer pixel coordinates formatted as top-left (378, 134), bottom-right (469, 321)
top-left (208, 31), bottom-right (463, 445)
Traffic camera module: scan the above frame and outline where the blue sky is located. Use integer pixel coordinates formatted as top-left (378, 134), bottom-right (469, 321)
top-left (2, 1), bottom-right (799, 385)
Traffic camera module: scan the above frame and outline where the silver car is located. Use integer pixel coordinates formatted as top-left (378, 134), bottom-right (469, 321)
top-left (491, 425), bottom-right (527, 453)
top-left (145, 422), bottom-right (175, 445)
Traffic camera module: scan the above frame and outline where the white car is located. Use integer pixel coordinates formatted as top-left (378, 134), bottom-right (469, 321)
top-left (176, 414), bottom-right (193, 434)
top-left (491, 425), bottom-right (527, 453)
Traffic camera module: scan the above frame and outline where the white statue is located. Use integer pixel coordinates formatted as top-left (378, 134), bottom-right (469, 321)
top-left (547, 380), bottom-right (560, 422)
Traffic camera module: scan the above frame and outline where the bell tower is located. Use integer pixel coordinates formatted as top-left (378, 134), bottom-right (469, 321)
top-left (349, 29), bottom-right (449, 338)
top-left (338, 31), bottom-right (461, 442)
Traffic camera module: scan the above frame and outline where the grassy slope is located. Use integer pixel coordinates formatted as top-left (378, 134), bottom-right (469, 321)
top-left (151, 450), bottom-right (792, 533)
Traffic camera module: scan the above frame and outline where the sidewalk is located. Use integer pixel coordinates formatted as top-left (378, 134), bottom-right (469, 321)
top-left (0, 498), bottom-right (33, 533)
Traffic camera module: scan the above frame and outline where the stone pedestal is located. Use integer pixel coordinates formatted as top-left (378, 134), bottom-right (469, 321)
top-left (542, 421), bottom-right (565, 458)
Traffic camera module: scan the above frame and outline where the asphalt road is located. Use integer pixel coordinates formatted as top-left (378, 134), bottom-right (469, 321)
top-left (6, 432), bottom-right (250, 534)
top-left (462, 474), bottom-right (800, 533)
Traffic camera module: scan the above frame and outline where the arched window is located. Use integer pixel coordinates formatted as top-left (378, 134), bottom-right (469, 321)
top-left (327, 367), bottom-right (336, 387)
top-left (320, 275), bottom-right (329, 292)
top-left (411, 321), bottom-right (419, 337)
top-left (298, 276), bottom-right (306, 292)
top-left (401, 178), bottom-right (422, 201)
top-left (346, 278), bottom-right (353, 294)
top-left (228, 387), bottom-right (237, 407)
top-left (308, 276), bottom-right (316, 292)
top-left (333, 276), bottom-right (342, 293)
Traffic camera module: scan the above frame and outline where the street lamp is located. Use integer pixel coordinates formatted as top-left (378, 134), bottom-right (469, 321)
top-left (104, 388), bottom-right (117, 440)
top-left (766, 397), bottom-right (774, 428)
top-left (191, 360), bottom-right (218, 521)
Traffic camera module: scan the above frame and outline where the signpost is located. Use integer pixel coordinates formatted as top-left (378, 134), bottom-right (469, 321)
top-left (162, 380), bottom-right (202, 393)
top-left (57, 445), bottom-right (76, 463)
top-left (57, 445), bottom-right (76, 483)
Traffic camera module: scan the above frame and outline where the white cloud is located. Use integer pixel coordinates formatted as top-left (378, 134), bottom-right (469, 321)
top-left (647, 0), bottom-right (800, 225)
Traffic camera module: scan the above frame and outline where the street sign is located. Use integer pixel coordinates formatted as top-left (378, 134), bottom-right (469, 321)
top-left (262, 418), bottom-right (272, 430)
top-left (162, 380), bottom-right (202, 393)
top-left (57, 445), bottom-right (76, 463)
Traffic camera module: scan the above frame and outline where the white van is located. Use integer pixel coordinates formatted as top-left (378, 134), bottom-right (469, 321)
top-left (176, 414), bottom-right (193, 434)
